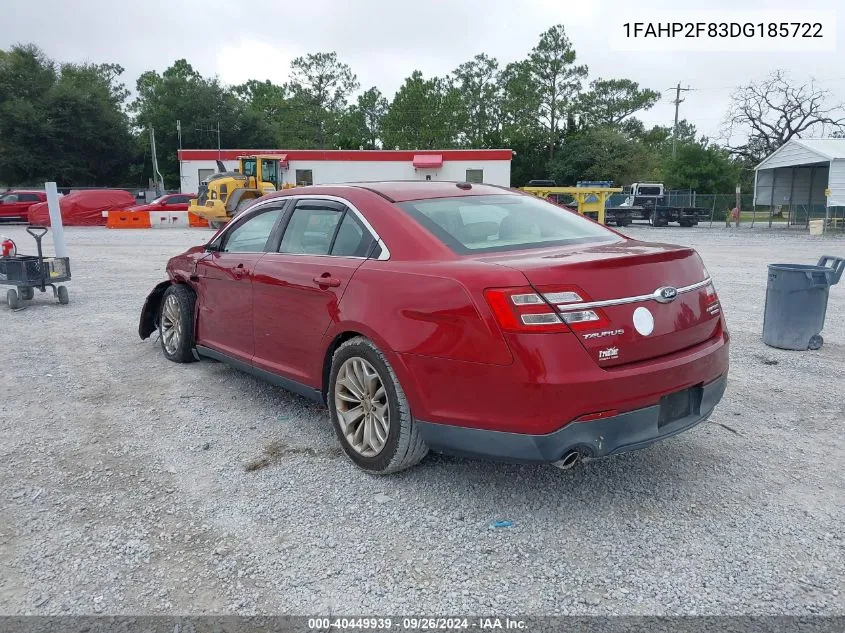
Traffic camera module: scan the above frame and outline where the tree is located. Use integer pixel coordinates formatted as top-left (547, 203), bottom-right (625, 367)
top-left (661, 138), bottom-right (740, 193)
top-left (287, 52), bottom-right (359, 148)
top-left (577, 78), bottom-right (660, 126)
top-left (451, 54), bottom-right (502, 148)
top-left (549, 126), bottom-right (658, 186)
top-left (335, 87), bottom-right (388, 149)
top-left (0, 45), bottom-right (136, 186)
top-left (527, 25), bottom-right (588, 159)
top-left (722, 70), bottom-right (845, 163)
top-left (382, 71), bottom-right (460, 150)
top-left (132, 59), bottom-right (274, 187)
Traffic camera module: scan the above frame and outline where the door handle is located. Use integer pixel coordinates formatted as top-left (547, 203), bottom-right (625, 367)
top-left (313, 274), bottom-right (341, 288)
top-left (231, 263), bottom-right (248, 279)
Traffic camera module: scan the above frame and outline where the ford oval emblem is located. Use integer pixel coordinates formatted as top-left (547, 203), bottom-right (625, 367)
top-left (655, 286), bottom-right (678, 303)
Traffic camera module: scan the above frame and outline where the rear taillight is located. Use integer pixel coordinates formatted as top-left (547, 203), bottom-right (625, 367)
top-left (540, 284), bottom-right (611, 331)
top-left (484, 287), bottom-right (569, 333)
top-left (704, 282), bottom-right (721, 316)
top-left (484, 285), bottom-right (609, 333)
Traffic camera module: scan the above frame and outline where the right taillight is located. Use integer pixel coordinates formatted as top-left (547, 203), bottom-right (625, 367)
top-left (704, 282), bottom-right (721, 316)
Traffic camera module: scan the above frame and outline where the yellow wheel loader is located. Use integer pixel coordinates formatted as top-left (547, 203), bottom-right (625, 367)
top-left (188, 155), bottom-right (286, 229)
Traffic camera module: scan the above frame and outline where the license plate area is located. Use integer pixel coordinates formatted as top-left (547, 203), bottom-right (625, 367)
top-left (658, 385), bottom-right (703, 427)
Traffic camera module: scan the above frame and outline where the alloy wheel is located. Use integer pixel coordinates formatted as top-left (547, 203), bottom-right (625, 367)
top-left (334, 357), bottom-right (390, 457)
top-left (160, 294), bottom-right (182, 356)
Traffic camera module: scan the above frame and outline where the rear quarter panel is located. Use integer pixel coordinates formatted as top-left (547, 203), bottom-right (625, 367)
top-left (327, 261), bottom-right (517, 366)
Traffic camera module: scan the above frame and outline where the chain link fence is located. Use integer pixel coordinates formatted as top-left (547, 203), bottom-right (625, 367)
top-left (604, 189), bottom-right (844, 232)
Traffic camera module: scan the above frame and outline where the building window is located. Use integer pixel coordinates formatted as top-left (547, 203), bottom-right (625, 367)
top-left (296, 169), bottom-right (313, 186)
top-left (198, 168), bottom-right (214, 184)
top-left (466, 169), bottom-right (484, 184)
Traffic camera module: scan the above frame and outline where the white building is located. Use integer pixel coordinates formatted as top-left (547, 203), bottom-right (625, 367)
top-left (754, 138), bottom-right (845, 210)
top-left (178, 149), bottom-right (513, 194)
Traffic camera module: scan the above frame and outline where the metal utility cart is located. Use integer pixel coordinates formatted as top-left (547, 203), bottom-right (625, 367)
top-left (0, 226), bottom-right (71, 309)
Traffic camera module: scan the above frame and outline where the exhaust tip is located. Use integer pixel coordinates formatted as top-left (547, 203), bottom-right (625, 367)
top-left (553, 450), bottom-right (581, 471)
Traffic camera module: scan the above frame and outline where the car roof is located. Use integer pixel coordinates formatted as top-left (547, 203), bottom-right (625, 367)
top-left (329, 181), bottom-right (515, 203)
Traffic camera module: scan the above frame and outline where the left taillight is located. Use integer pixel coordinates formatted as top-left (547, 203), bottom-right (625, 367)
top-left (483, 284), bottom-right (610, 333)
top-left (484, 287), bottom-right (569, 333)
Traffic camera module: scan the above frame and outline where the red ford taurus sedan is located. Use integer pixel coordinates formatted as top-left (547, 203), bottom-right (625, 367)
top-left (139, 182), bottom-right (729, 474)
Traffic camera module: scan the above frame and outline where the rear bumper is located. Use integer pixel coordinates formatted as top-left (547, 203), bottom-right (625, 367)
top-left (416, 373), bottom-right (727, 463)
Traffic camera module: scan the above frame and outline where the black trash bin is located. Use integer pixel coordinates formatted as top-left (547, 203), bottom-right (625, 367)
top-left (762, 256), bottom-right (844, 350)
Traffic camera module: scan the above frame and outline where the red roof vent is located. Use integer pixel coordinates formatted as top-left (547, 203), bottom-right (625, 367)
top-left (412, 154), bottom-right (443, 168)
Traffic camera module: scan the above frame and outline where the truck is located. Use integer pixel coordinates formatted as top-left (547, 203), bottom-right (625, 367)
top-left (609, 183), bottom-right (708, 227)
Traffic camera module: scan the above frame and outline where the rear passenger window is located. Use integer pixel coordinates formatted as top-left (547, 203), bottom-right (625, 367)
top-left (18, 193), bottom-right (40, 202)
top-left (330, 213), bottom-right (374, 257)
top-left (279, 207), bottom-right (342, 255)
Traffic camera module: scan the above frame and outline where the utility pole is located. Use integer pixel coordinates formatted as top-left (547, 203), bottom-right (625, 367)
top-left (149, 127), bottom-right (165, 195)
top-left (217, 121), bottom-right (221, 161)
top-left (672, 82), bottom-right (692, 158)
top-left (176, 120), bottom-right (183, 194)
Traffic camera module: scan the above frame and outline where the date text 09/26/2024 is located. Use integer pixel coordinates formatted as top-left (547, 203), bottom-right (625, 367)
top-left (308, 617), bottom-right (528, 630)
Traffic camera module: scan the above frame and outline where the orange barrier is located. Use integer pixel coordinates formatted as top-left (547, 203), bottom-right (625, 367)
top-left (188, 212), bottom-right (208, 228)
top-left (106, 210), bottom-right (152, 229)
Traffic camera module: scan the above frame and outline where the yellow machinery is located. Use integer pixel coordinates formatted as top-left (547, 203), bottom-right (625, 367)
top-left (521, 186), bottom-right (623, 225)
top-left (189, 155), bottom-right (286, 229)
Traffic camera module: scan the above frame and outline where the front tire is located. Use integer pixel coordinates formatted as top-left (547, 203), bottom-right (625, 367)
top-left (158, 284), bottom-right (197, 363)
top-left (328, 337), bottom-right (428, 474)
top-left (20, 287), bottom-right (34, 301)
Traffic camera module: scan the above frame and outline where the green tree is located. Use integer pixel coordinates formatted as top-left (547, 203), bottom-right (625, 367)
top-left (287, 52), bottom-right (359, 148)
top-left (527, 25), bottom-right (588, 160)
top-left (550, 126), bottom-right (658, 186)
top-left (577, 78), bottom-right (661, 126)
top-left (132, 59), bottom-right (274, 187)
top-left (450, 54), bottom-right (502, 148)
top-left (661, 138), bottom-right (740, 193)
top-left (0, 45), bottom-right (136, 186)
top-left (382, 71), bottom-right (460, 149)
top-left (497, 61), bottom-right (546, 184)
top-left (334, 87), bottom-right (388, 149)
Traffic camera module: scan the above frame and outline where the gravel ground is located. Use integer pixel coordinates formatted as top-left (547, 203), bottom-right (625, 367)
top-left (0, 224), bottom-right (843, 616)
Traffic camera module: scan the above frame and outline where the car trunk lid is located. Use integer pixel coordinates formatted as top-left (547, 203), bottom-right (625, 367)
top-left (479, 241), bottom-right (722, 367)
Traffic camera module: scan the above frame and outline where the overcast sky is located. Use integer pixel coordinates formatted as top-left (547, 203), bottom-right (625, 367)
top-left (4, 0), bottom-right (843, 143)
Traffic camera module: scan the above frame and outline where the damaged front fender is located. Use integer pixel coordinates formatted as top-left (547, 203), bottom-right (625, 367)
top-left (138, 281), bottom-right (173, 340)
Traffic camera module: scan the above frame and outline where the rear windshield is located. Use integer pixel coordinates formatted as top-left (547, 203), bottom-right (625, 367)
top-left (398, 194), bottom-right (619, 254)
top-left (637, 186), bottom-right (662, 196)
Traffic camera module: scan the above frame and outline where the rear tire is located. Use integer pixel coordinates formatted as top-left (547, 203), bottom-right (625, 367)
top-left (158, 284), bottom-right (197, 363)
top-left (7, 288), bottom-right (19, 310)
top-left (20, 287), bottom-right (34, 300)
top-left (208, 219), bottom-right (226, 230)
top-left (57, 285), bottom-right (69, 304)
top-left (328, 337), bottom-right (428, 474)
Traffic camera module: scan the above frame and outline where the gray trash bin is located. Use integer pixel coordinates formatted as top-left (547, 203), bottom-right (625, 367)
top-left (762, 255), bottom-right (844, 350)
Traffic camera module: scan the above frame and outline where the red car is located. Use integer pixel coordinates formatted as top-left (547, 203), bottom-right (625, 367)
top-left (127, 193), bottom-right (196, 212)
top-left (139, 182), bottom-right (728, 474)
top-left (0, 189), bottom-right (47, 222)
